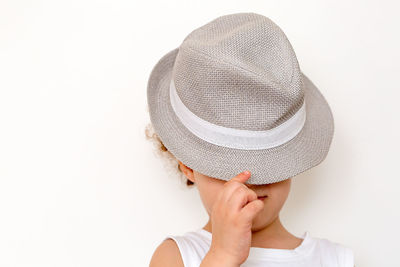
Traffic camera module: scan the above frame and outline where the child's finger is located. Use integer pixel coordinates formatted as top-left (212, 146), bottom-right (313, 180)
top-left (218, 171), bottom-right (252, 203)
top-left (228, 185), bottom-right (259, 211)
top-left (229, 171), bottom-right (251, 184)
top-left (239, 198), bottom-right (264, 222)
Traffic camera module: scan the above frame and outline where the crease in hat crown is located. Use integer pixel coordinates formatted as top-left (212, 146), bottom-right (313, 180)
top-left (169, 12), bottom-right (306, 150)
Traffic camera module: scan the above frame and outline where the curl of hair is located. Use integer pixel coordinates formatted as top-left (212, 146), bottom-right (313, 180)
top-left (144, 122), bottom-right (195, 187)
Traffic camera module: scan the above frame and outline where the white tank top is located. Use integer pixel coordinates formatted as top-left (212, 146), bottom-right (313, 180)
top-left (163, 228), bottom-right (354, 267)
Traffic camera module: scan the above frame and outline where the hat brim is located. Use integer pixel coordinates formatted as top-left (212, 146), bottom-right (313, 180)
top-left (147, 47), bottom-right (334, 185)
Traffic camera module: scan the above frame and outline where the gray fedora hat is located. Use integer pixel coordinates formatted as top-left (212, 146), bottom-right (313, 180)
top-left (147, 12), bottom-right (334, 185)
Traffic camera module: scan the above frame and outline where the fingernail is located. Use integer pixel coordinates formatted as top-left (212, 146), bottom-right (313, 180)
top-left (243, 171), bottom-right (250, 175)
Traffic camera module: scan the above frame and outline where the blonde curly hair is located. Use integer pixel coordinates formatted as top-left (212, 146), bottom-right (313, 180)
top-left (144, 121), bottom-right (195, 187)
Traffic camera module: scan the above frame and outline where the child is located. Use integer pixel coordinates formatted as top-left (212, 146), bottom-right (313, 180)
top-left (145, 12), bottom-right (355, 267)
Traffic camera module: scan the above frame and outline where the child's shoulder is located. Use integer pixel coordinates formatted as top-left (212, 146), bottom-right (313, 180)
top-left (150, 228), bottom-right (210, 267)
top-left (149, 238), bottom-right (184, 267)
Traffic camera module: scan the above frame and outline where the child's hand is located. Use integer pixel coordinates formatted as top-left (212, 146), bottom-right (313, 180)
top-left (207, 171), bottom-right (264, 266)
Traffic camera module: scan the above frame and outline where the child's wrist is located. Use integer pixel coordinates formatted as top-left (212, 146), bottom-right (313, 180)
top-left (200, 248), bottom-right (240, 267)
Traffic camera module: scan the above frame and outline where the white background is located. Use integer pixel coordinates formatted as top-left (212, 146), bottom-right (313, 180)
top-left (1, 1), bottom-right (399, 266)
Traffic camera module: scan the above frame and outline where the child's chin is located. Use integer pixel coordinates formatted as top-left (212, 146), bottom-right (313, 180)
top-left (251, 215), bottom-right (274, 231)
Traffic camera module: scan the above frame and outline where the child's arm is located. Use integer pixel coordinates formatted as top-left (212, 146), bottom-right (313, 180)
top-left (149, 239), bottom-right (184, 267)
top-left (199, 250), bottom-right (240, 267)
top-left (149, 171), bottom-right (260, 267)
top-left (149, 239), bottom-right (239, 267)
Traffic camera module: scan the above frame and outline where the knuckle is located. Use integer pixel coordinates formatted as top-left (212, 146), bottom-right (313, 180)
top-left (233, 185), bottom-right (247, 196)
top-left (223, 180), bottom-right (233, 189)
top-left (255, 200), bottom-right (264, 210)
top-left (248, 201), bottom-right (263, 213)
top-left (238, 182), bottom-right (248, 190)
top-left (224, 182), bottom-right (238, 192)
top-left (249, 190), bottom-right (257, 199)
top-left (236, 191), bottom-right (247, 201)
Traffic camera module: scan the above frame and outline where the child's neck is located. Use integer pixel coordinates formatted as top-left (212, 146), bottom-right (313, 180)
top-left (202, 215), bottom-right (303, 249)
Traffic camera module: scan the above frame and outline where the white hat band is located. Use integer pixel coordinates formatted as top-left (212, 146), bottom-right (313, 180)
top-left (169, 79), bottom-right (307, 150)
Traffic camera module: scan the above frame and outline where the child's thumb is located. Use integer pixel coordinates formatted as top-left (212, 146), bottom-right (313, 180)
top-left (240, 198), bottom-right (264, 222)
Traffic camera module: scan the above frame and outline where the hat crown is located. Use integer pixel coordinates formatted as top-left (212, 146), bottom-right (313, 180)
top-left (171, 12), bottom-right (305, 131)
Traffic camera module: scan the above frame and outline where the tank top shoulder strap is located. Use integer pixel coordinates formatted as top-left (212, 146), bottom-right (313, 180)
top-left (162, 228), bottom-right (211, 267)
top-left (315, 237), bottom-right (355, 267)
top-left (336, 244), bottom-right (354, 267)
